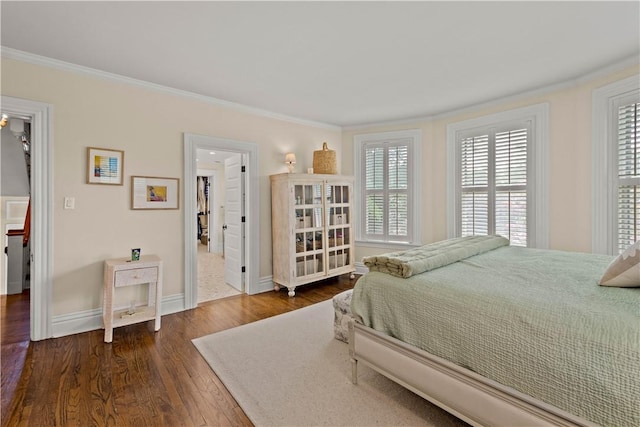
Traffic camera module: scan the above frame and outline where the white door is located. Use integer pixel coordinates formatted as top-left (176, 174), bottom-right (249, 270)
top-left (224, 154), bottom-right (244, 291)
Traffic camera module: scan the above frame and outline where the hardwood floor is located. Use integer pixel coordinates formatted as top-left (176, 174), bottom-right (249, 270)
top-left (1, 276), bottom-right (357, 426)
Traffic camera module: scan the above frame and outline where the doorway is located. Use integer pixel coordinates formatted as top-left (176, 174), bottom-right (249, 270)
top-left (1, 115), bottom-right (30, 296)
top-left (1, 96), bottom-right (54, 341)
top-left (183, 134), bottom-right (259, 310)
top-left (196, 151), bottom-right (243, 303)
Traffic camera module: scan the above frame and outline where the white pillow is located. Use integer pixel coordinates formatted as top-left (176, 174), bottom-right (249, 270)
top-left (599, 239), bottom-right (640, 287)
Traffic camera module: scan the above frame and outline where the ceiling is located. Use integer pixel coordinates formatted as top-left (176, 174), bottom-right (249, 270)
top-left (196, 148), bottom-right (238, 166)
top-left (1, 1), bottom-right (639, 128)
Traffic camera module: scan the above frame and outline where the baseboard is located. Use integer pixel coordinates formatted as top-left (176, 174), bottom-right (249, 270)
top-left (52, 293), bottom-right (186, 338)
top-left (251, 275), bottom-right (275, 295)
top-left (52, 307), bottom-right (103, 338)
top-left (161, 293), bottom-right (186, 315)
top-left (50, 276), bottom-right (301, 337)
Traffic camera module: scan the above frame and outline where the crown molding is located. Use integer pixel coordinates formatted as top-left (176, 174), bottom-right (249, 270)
top-left (4, 46), bottom-right (637, 133)
top-left (343, 54), bottom-right (640, 132)
top-left (1, 46), bottom-right (341, 132)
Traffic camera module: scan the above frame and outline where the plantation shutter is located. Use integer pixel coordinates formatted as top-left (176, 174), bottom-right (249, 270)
top-left (365, 146), bottom-right (384, 236)
top-left (388, 145), bottom-right (409, 237)
top-left (495, 128), bottom-right (528, 246)
top-left (363, 141), bottom-right (410, 241)
top-left (459, 125), bottom-right (529, 246)
top-left (617, 102), bottom-right (640, 253)
top-left (460, 135), bottom-right (489, 236)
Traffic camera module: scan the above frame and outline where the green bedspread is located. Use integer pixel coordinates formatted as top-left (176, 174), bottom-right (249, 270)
top-left (351, 246), bottom-right (640, 427)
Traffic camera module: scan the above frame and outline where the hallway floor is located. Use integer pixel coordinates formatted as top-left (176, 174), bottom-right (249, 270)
top-left (197, 243), bottom-right (241, 303)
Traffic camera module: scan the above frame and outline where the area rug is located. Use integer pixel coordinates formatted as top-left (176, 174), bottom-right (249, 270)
top-left (192, 300), bottom-right (467, 426)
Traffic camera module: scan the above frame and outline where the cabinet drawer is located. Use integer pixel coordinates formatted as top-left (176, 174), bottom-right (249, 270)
top-left (115, 267), bottom-right (158, 287)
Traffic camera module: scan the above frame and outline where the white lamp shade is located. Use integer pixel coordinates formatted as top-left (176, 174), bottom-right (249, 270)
top-left (285, 153), bottom-right (296, 164)
top-left (285, 153), bottom-right (296, 173)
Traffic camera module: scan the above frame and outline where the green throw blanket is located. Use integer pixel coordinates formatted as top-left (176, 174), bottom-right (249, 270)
top-left (362, 235), bottom-right (510, 278)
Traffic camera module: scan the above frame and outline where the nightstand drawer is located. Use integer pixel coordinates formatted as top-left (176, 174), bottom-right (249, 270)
top-left (114, 267), bottom-right (158, 287)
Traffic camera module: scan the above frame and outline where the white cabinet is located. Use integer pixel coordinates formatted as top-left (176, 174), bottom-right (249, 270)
top-left (102, 255), bottom-right (163, 343)
top-left (270, 173), bottom-right (355, 296)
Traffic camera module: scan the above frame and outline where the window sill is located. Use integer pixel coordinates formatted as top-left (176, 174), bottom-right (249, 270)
top-left (355, 240), bottom-right (423, 250)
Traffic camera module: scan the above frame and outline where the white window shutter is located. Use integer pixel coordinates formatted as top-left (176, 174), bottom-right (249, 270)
top-left (364, 145), bottom-right (384, 236)
top-left (388, 144), bottom-right (409, 237)
top-left (363, 141), bottom-right (411, 241)
top-left (449, 103), bottom-right (548, 248)
top-left (495, 128), bottom-right (528, 246)
top-left (617, 102), bottom-right (640, 252)
top-left (460, 135), bottom-right (489, 237)
top-left (355, 129), bottom-right (421, 246)
top-left (458, 127), bottom-right (529, 246)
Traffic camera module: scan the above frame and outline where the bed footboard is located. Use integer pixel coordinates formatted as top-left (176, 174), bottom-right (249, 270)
top-left (348, 319), bottom-right (596, 427)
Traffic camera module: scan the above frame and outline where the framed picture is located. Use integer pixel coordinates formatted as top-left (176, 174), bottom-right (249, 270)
top-left (87, 147), bottom-right (124, 185)
top-left (131, 176), bottom-right (180, 210)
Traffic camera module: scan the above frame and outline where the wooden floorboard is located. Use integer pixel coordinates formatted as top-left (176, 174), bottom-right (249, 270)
top-left (1, 276), bottom-right (357, 426)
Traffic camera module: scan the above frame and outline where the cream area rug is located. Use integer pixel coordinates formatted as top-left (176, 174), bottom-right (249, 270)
top-left (197, 243), bottom-right (241, 303)
top-left (192, 300), bottom-right (467, 427)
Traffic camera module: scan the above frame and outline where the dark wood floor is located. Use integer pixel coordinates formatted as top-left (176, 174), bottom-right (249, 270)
top-left (1, 276), bottom-right (357, 426)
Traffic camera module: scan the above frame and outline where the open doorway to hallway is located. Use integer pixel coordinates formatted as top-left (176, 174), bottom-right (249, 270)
top-left (1, 95), bottom-right (54, 342)
top-left (0, 112), bottom-right (31, 295)
top-left (1, 113), bottom-right (31, 332)
top-left (196, 149), bottom-right (243, 303)
top-left (184, 133), bottom-right (259, 310)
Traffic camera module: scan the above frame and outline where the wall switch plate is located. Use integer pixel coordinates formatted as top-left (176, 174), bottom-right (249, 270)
top-left (64, 197), bottom-right (75, 210)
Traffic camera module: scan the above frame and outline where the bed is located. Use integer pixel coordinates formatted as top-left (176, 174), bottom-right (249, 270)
top-left (347, 236), bottom-right (640, 427)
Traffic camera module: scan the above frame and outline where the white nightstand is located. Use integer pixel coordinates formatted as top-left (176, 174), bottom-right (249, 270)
top-left (103, 255), bottom-right (163, 343)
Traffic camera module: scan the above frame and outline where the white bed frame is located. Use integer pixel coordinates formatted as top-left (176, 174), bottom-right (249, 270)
top-left (348, 320), bottom-right (599, 427)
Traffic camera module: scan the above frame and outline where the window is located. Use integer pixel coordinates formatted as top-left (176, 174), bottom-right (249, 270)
top-left (593, 75), bottom-right (640, 255)
top-left (459, 126), bottom-right (528, 246)
top-left (354, 129), bottom-right (421, 245)
top-left (447, 104), bottom-right (549, 248)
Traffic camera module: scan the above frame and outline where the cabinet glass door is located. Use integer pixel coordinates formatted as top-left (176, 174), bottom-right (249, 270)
top-left (326, 183), bottom-right (351, 272)
top-left (293, 183), bottom-right (324, 278)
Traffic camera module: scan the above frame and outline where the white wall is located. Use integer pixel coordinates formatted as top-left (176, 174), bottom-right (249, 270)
top-left (1, 57), bottom-right (341, 318)
top-left (342, 63), bottom-right (640, 261)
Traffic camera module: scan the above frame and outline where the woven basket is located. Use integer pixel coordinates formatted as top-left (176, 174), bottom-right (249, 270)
top-left (313, 142), bottom-right (337, 174)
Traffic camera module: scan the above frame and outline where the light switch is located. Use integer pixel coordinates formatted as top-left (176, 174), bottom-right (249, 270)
top-left (64, 197), bottom-right (75, 210)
